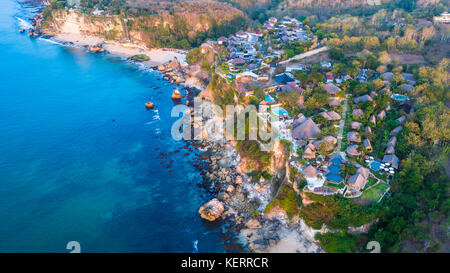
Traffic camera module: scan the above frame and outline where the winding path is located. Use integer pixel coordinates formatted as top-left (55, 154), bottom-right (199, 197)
top-left (336, 95), bottom-right (349, 152)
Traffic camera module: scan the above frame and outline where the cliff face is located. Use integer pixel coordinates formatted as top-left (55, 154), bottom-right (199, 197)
top-left (268, 139), bottom-right (289, 199)
top-left (42, 1), bottom-right (245, 48)
top-left (44, 10), bottom-right (125, 38)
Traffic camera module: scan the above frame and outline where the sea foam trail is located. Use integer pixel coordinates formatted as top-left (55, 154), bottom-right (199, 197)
top-left (15, 16), bottom-right (32, 29)
top-left (38, 37), bottom-right (85, 49)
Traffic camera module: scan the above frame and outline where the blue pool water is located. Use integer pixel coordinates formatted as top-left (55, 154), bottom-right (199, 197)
top-left (327, 165), bottom-right (341, 174)
top-left (326, 173), bottom-right (343, 183)
top-left (392, 94), bottom-right (408, 101)
top-left (0, 0), bottom-right (226, 252)
top-left (265, 94), bottom-right (276, 104)
top-left (272, 107), bottom-right (289, 117)
top-left (370, 161), bottom-right (382, 171)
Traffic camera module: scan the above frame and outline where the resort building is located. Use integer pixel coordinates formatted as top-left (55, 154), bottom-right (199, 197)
top-left (323, 83), bottom-right (340, 95)
top-left (274, 72), bottom-right (295, 83)
top-left (354, 94), bottom-right (373, 104)
top-left (347, 131), bottom-right (361, 143)
top-left (383, 154), bottom-right (399, 169)
top-left (236, 71), bottom-right (258, 82)
top-left (396, 115), bottom-right (406, 124)
top-left (329, 97), bottom-right (341, 107)
top-left (303, 144), bottom-right (316, 160)
top-left (292, 118), bottom-right (321, 140)
top-left (346, 144), bottom-right (361, 157)
top-left (352, 109), bottom-right (364, 118)
top-left (433, 12), bottom-right (450, 24)
top-left (303, 165), bottom-right (325, 189)
top-left (321, 135), bottom-right (338, 146)
top-left (347, 167), bottom-right (369, 191)
top-left (385, 136), bottom-right (397, 154)
top-left (377, 110), bottom-right (386, 121)
top-left (401, 84), bottom-right (415, 92)
top-left (236, 30), bottom-right (248, 39)
top-left (320, 110), bottom-right (341, 121)
top-left (390, 126), bottom-right (403, 135)
top-left (363, 139), bottom-right (373, 151)
top-left (351, 121), bottom-right (362, 130)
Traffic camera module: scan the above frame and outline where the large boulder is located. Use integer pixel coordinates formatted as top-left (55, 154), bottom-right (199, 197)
top-left (171, 88), bottom-right (182, 100)
top-left (226, 185), bottom-right (235, 194)
top-left (245, 218), bottom-right (261, 229)
top-left (198, 199), bottom-right (224, 221)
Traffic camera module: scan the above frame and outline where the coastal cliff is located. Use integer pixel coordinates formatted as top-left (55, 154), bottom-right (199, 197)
top-left (42, 10), bottom-right (128, 42)
top-left (40, 1), bottom-right (246, 49)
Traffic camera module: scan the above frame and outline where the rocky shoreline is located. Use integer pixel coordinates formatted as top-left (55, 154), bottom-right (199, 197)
top-left (179, 99), bottom-right (324, 253)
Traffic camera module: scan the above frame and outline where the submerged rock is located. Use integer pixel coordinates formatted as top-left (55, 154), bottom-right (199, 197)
top-left (87, 45), bottom-right (105, 53)
top-left (198, 198), bottom-right (224, 221)
top-left (171, 88), bottom-right (182, 100)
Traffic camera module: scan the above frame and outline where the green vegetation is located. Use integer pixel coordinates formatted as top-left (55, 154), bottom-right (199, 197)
top-left (129, 54), bottom-right (149, 61)
top-left (236, 140), bottom-right (272, 170)
top-left (360, 182), bottom-right (389, 203)
top-left (247, 170), bottom-right (272, 181)
top-left (299, 192), bottom-right (377, 230)
top-left (363, 177), bottom-right (379, 191)
top-left (265, 185), bottom-right (301, 220)
top-left (315, 232), bottom-right (366, 253)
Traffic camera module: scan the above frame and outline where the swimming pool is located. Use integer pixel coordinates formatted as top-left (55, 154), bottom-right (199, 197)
top-left (328, 164), bottom-right (342, 174)
top-left (326, 173), bottom-right (343, 182)
top-left (392, 94), bottom-right (409, 101)
top-left (265, 94), bottom-right (277, 104)
top-left (272, 107), bottom-right (289, 117)
top-left (370, 161), bottom-right (382, 171)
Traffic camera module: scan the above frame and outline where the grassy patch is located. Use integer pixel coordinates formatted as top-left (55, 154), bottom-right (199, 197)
top-left (325, 181), bottom-right (346, 189)
top-left (360, 183), bottom-right (389, 202)
top-left (363, 177), bottom-right (378, 191)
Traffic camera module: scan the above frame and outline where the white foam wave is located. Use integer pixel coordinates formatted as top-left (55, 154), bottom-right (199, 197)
top-left (192, 240), bottom-right (199, 253)
top-left (38, 37), bottom-right (64, 46)
top-left (38, 37), bottom-right (86, 50)
top-left (15, 17), bottom-right (32, 29)
top-left (144, 120), bottom-right (158, 125)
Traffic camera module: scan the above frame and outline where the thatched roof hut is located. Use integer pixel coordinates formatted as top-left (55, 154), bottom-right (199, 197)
top-left (303, 165), bottom-right (318, 178)
top-left (346, 144), bottom-right (361, 157)
top-left (292, 118), bottom-right (321, 140)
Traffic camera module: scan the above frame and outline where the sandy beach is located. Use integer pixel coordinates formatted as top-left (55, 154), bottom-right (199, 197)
top-left (53, 33), bottom-right (187, 67)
